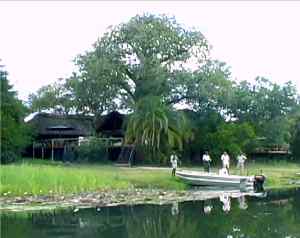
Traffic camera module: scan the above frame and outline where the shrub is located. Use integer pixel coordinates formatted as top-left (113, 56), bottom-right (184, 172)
top-left (75, 138), bottom-right (108, 163)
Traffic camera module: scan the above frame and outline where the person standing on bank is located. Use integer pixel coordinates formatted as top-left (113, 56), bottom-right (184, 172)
top-left (221, 151), bottom-right (230, 174)
top-left (202, 151), bottom-right (212, 172)
top-left (236, 152), bottom-right (247, 174)
top-left (170, 152), bottom-right (179, 176)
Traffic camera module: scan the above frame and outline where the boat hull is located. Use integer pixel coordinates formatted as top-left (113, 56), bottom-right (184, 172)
top-left (176, 170), bottom-right (254, 188)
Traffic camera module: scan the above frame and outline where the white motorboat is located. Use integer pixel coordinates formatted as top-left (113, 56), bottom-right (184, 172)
top-left (176, 170), bottom-right (258, 188)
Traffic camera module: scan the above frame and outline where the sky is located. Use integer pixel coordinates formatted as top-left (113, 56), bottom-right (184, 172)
top-left (1, 1), bottom-right (300, 101)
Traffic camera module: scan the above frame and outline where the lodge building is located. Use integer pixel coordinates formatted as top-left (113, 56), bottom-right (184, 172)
top-left (25, 111), bottom-right (134, 164)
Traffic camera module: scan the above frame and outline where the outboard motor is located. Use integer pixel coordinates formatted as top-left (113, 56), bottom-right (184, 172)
top-left (254, 175), bottom-right (266, 192)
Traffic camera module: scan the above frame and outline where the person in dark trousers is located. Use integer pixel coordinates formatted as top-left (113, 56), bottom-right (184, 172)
top-left (202, 151), bottom-right (212, 172)
top-left (170, 152), bottom-right (179, 176)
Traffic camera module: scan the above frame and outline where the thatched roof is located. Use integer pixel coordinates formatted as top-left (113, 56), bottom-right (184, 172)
top-left (27, 113), bottom-right (94, 138)
top-left (26, 110), bottom-right (131, 139)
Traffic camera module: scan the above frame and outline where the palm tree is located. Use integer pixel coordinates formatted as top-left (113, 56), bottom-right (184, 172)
top-left (125, 96), bottom-right (192, 162)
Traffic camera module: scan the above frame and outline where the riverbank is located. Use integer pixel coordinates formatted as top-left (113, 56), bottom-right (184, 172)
top-left (1, 160), bottom-right (300, 195)
top-left (1, 160), bottom-right (299, 210)
top-left (0, 187), bottom-right (268, 212)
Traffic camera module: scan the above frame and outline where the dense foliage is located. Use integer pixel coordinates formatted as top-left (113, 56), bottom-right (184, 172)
top-left (28, 79), bottom-right (73, 115)
top-left (0, 64), bottom-right (32, 163)
top-left (290, 116), bottom-right (300, 160)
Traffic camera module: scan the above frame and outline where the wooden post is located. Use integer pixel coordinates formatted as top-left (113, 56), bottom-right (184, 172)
top-left (51, 139), bottom-right (54, 161)
top-left (32, 142), bottom-right (35, 160)
top-left (42, 145), bottom-right (44, 160)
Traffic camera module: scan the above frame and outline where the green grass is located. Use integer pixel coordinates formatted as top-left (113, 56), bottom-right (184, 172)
top-left (1, 159), bottom-right (299, 196)
top-left (0, 160), bottom-right (186, 196)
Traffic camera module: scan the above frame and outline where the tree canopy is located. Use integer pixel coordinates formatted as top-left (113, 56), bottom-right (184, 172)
top-left (29, 14), bottom-right (215, 114)
top-left (1, 63), bottom-right (32, 163)
top-left (27, 14), bottom-right (300, 162)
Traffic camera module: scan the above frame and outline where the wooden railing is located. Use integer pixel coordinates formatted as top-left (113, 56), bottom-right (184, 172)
top-left (32, 136), bottom-right (125, 160)
top-left (254, 145), bottom-right (290, 155)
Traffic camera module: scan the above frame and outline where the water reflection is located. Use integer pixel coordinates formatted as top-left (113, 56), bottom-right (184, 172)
top-left (171, 202), bottom-right (179, 216)
top-left (203, 200), bottom-right (213, 215)
top-left (1, 188), bottom-right (300, 238)
top-left (238, 196), bottom-right (248, 210)
top-left (219, 194), bottom-right (231, 213)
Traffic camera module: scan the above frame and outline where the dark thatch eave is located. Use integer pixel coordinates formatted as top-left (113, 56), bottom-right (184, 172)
top-left (95, 111), bottom-right (127, 137)
top-left (26, 113), bottom-right (94, 138)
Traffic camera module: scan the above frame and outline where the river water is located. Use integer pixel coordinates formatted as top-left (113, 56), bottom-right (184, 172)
top-left (1, 188), bottom-right (300, 238)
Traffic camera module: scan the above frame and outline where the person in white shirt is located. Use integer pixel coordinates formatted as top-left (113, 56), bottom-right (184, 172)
top-left (221, 151), bottom-right (230, 174)
top-left (236, 153), bottom-right (247, 174)
top-left (170, 152), bottom-right (178, 176)
top-left (202, 151), bottom-right (211, 172)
